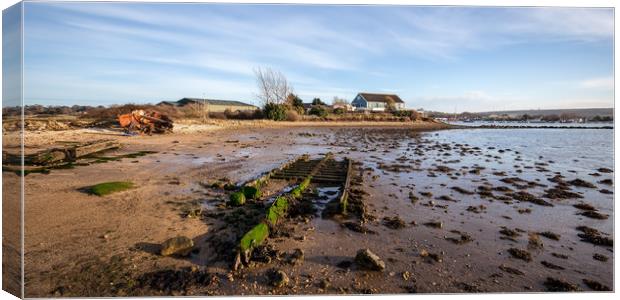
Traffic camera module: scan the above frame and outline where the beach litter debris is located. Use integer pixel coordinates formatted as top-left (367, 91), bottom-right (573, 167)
top-left (118, 110), bottom-right (173, 135)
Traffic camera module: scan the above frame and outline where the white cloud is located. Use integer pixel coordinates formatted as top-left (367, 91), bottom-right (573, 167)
top-left (387, 7), bottom-right (613, 60)
top-left (579, 77), bottom-right (614, 90)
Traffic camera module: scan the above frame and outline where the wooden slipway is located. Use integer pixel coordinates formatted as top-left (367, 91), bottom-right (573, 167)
top-left (270, 155), bottom-right (352, 185)
top-left (268, 154), bottom-right (353, 211)
top-left (2, 139), bottom-right (121, 166)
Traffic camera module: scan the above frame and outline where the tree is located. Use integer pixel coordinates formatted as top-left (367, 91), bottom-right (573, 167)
top-left (263, 103), bottom-right (288, 121)
top-left (332, 97), bottom-right (349, 105)
top-left (254, 67), bottom-right (293, 107)
top-left (287, 93), bottom-right (304, 113)
top-left (385, 98), bottom-right (396, 112)
top-left (312, 98), bottom-right (326, 106)
top-left (309, 106), bottom-right (328, 118)
top-left (286, 94), bottom-right (304, 108)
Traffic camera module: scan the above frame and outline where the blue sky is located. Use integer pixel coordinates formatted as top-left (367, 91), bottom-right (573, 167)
top-left (11, 2), bottom-right (615, 112)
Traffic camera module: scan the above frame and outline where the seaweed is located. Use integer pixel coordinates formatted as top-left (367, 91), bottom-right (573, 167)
top-left (90, 181), bottom-right (134, 196)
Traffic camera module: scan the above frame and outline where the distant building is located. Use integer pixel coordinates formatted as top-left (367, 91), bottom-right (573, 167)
top-left (351, 93), bottom-right (405, 111)
top-left (158, 98), bottom-right (258, 112)
top-left (332, 103), bottom-right (354, 111)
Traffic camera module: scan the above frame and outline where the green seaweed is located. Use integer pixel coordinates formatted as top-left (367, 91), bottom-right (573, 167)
top-left (290, 186), bottom-right (303, 198)
top-left (266, 196), bottom-right (289, 225)
top-left (229, 192), bottom-right (246, 206)
top-left (299, 176), bottom-right (312, 190)
top-left (119, 151), bottom-right (158, 159)
top-left (241, 186), bottom-right (261, 200)
top-left (3, 163), bottom-right (78, 176)
top-left (239, 222), bottom-right (269, 252)
top-left (90, 181), bottom-right (134, 196)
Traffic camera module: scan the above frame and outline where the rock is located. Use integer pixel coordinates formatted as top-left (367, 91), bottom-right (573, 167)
top-left (289, 248), bottom-right (304, 265)
top-left (318, 279), bottom-right (331, 289)
top-left (355, 248), bottom-right (386, 271)
top-left (507, 248), bottom-right (532, 262)
top-left (582, 279), bottom-right (611, 291)
top-left (544, 277), bottom-right (580, 292)
top-left (593, 253), bottom-right (608, 262)
top-left (160, 236), bottom-right (194, 256)
top-left (567, 178), bottom-right (596, 188)
top-left (268, 269), bottom-right (289, 287)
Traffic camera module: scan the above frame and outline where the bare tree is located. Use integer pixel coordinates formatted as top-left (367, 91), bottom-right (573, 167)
top-left (254, 67), bottom-right (293, 107)
top-left (332, 96), bottom-right (349, 105)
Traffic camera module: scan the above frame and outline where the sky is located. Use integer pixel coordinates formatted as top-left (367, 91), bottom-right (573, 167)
top-left (6, 2), bottom-right (615, 112)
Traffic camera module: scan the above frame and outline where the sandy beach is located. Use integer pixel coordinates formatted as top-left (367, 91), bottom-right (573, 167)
top-left (2, 120), bottom-right (613, 296)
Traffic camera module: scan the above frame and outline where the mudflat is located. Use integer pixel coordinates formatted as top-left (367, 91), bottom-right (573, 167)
top-left (9, 121), bottom-right (613, 296)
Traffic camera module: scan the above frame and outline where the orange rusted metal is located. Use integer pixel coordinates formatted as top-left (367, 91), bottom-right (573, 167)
top-left (117, 110), bottom-right (173, 135)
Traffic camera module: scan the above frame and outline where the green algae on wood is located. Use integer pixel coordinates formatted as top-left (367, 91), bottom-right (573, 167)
top-left (241, 186), bottom-right (261, 200)
top-left (239, 222), bottom-right (269, 252)
top-left (266, 196), bottom-right (289, 225)
top-left (229, 191), bottom-right (247, 206)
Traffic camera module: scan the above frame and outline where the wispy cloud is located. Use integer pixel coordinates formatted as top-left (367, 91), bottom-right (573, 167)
top-left (579, 76), bottom-right (614, 90)
top-left (386, 7), bottom-right (613, 60)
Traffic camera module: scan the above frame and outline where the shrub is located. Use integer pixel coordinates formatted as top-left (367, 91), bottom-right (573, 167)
top-left (312, 98), bottom-right (326, 106)
top-left (229, 192), bottom-right (246, 206)
top-left (285, 110), bottom-right (300, 121)
top-left (392, 110), bottom-right (419, 120)
top-left (309, 106), bottom-right (328, 118)
top-left (333, 107), bottom-right (345, 115)
top-left (263, 103), bottom-right (288, 121)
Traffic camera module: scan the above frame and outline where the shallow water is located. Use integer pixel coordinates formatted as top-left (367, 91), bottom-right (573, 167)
top-left (449, 121), bottom-right (613, 128)
top-left (432, 128), bottom-right (613, 176)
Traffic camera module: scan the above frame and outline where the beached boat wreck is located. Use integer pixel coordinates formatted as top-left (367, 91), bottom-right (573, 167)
top-left (233, 154), bottom-right (354, 270)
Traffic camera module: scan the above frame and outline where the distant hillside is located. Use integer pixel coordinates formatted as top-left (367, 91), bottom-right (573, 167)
top-left (475, 108), bottom-right (613, 118)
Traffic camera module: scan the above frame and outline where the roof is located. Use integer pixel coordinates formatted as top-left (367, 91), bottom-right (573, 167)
top-left (358, 93), bottom-right (405, 104)
top-left (158, 98), bottom-right (257, 108)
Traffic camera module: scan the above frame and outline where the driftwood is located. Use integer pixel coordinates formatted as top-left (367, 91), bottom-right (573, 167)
top-left (3, 139), bottom-right (120, 166)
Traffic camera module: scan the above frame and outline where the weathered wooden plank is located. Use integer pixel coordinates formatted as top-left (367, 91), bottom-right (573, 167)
top-left (5, 139), bottom-right (121, 166)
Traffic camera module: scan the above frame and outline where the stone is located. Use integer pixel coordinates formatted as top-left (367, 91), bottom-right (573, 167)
top-left (160, 236), bottom-right (194, 256)
top-left (290, 248), bottom-right (304, 265)
top-left (269, 269), bottom-right (289, 287)
top-left (355, 248), bottom-right (386, 271)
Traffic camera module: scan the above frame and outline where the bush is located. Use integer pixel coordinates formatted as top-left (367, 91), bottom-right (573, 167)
top-left (333, 107), bottom-right (345, 115)
top-left (392, 110), bottom-right (420, 120)
top-left (229, 192), bottom-right (246, 206)
top-left (309, 106), bottom-right (328, 118)
top-left (286, 110), bottom-right (300, 121)
top-left (263, 103), bottom-right (288, 121)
